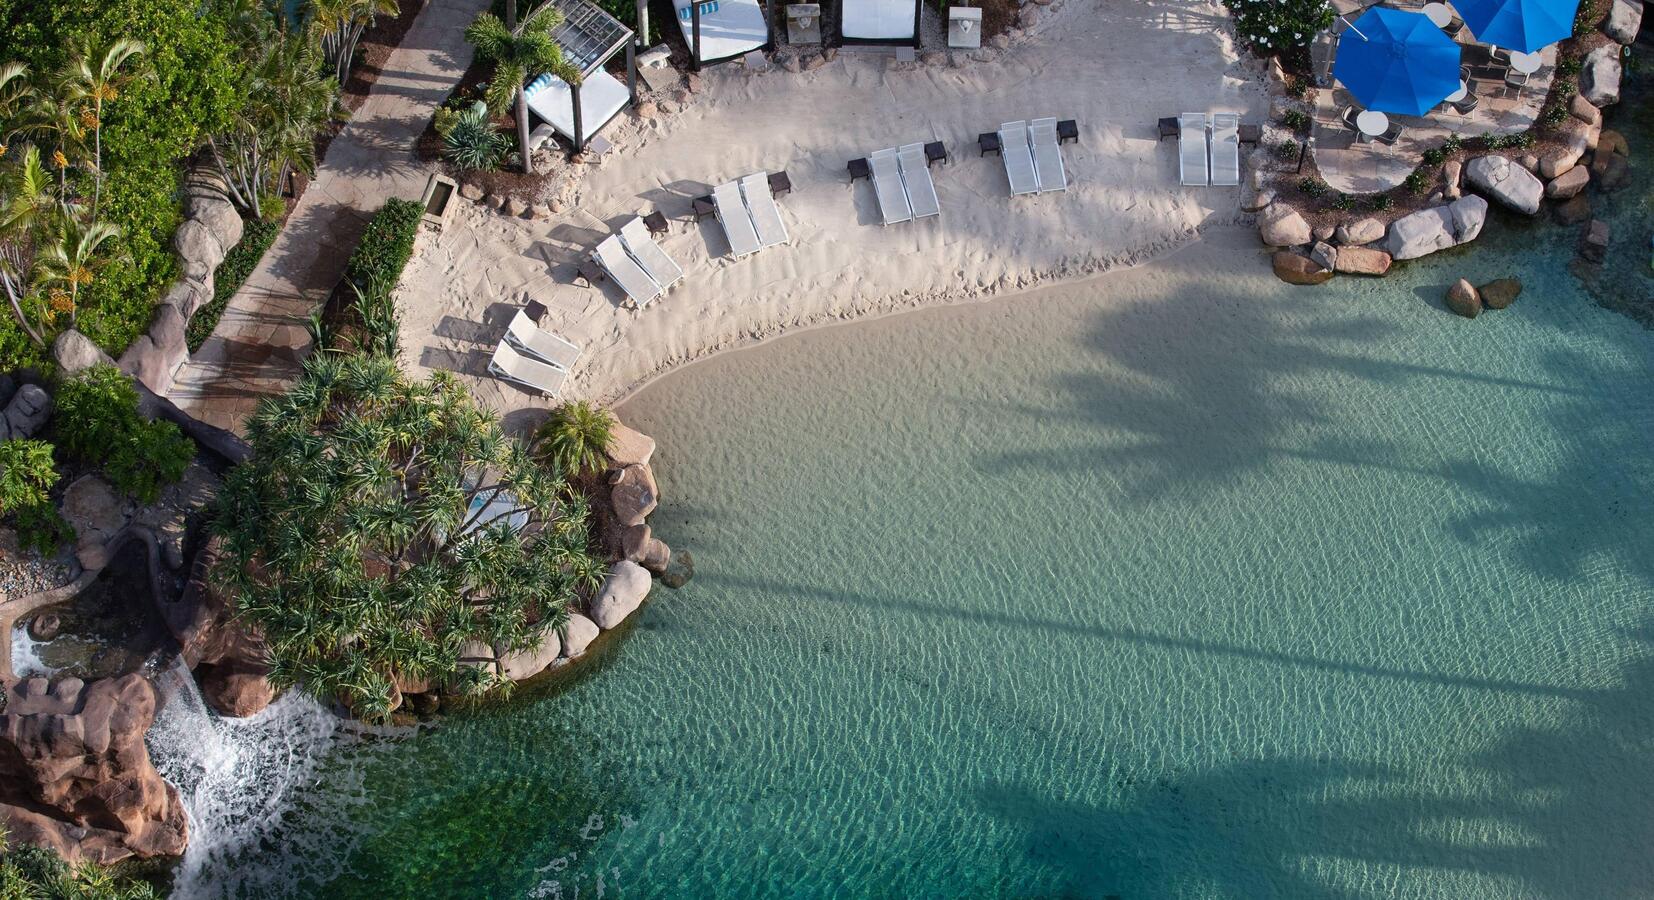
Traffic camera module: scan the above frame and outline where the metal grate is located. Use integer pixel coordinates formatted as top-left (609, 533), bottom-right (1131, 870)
top-left (547, 0), bottom-right (635, 77)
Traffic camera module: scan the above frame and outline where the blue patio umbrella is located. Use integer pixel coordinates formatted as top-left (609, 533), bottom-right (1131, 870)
top-left (1457, 0), bottom-right (1579, 53)
top-left (1333, 7), bottom-right (1463, 117)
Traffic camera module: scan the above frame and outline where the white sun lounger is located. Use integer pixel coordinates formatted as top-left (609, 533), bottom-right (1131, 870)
top-left (998, 121), bottom-right (1039, 196)
top-left (489, 339), bottom-right (567, 397)
top-left (505, 309), bottom-right (581, 371)
top-left (618, 217), bottom-right (684, 292)
top-left (1179, 113), bottom-right (1209, 187)
top-left (870, 148), bottom-right (912, 225)
top-left (712, 180), bottom-right (762, 257)
top-left (740, 173), bottom-right (789, 248)
top-left (897, 143), bottom-right (940, 218)
top-left (1029, 118), bottom-right (1068, 193)
top-left (1209, 113), bottom-right (1240, 187)
top-left (593, 234), bottom-right (661, 307)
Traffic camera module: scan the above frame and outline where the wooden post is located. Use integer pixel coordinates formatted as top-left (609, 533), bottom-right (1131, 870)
top-left (691, 0), bottom-right (702, 70)
top-left (626, 42), bottom-right (637, 104)
top-left (911, 0), bottom-right (922, 49)
top-left (572, 79), bottom-right (585, 155)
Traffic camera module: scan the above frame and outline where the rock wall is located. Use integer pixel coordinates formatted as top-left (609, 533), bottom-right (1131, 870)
top-left (0, 674), bottom-right (188, 865)
top-left (162, 538), bottom-right (276, 718)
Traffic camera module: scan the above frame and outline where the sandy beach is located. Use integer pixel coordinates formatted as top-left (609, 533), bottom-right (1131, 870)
top-left (395, 0), bottom-right (1267, 416)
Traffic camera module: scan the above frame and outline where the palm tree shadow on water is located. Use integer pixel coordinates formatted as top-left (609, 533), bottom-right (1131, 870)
top-left (967, 275), bottom-right (1654, 896)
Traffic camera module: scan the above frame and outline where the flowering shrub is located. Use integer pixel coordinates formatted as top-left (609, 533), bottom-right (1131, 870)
top-left (1226, 0), bottom-right (1334, 57)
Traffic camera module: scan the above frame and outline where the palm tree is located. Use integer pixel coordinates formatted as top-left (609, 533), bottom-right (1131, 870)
top-left (57, 37), bottom-right (145, 215)
top-left (465, 2), bottom-right (581, 175)
top-left (209, 34), bottom-right (337, 217)
top-left (0, 145), bottom-right (58, 347)
top-left (308, 0), bottom-right (400, 86)
top-left (533, 400), bottom-right (615, 477)
top-left (32, 215), bottom-right (118, 326)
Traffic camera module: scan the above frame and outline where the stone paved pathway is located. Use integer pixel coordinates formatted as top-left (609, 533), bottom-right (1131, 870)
top-left (167, 0), bottom-right (486, 432)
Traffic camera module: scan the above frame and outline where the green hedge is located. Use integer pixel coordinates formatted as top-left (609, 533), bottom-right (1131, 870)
top-left (346, 198), bottom-right (425, 294)
top-left (188, 218), bottom-right (279, 352)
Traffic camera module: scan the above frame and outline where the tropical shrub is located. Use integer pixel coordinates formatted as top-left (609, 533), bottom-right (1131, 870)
top-left (1224, 0), bottom-right (1334, 59)
top-left (211, 353), bottom-right (605, 719)
top-left (0, 827), bottom-right (159, 899)
top-left (442, 104), bottom-right (514, 171)
top-left (1273, 138), bottom-right (1299, 160)
top-left (1421, 147), bottom-right (1447, 166)
top-left (1297, 176), bottom-right (1327, 198)
top-left (345, 198), bottom-right (423, 292)
top-left (1404, 167), bottom-right (1433, 195)
top-left (1281, 108), bottom-right (1310, 131)
top-left (465, 2), bottom-right (580, 173)
top-left (310, 0), bottom-right (401, 86)
top-left (0, 439), bottom-right (58, 514)
top-left (1368, 193), bottom-right (1393, 211)
top-left (534, 401), bottom-right (615, 478)
top-left (188, 218), bottom-right (278, 352)
top-left (1330, 192), bottom-right (1355, 211)
top-left (54, 365), bottom-right (193, 502)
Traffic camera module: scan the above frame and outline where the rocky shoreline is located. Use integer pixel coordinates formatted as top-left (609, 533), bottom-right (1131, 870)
top-left (1251, 0), bottom-right (1642, 296)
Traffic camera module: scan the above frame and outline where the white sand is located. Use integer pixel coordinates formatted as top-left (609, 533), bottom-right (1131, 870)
top-left (396, 0), bottom-right (1267, 417)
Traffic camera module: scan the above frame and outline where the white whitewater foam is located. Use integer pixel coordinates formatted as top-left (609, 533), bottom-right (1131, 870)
top-left (10, 624), bottom-right (54, 678)
top-left (147, 662), bottom-right (401, 899)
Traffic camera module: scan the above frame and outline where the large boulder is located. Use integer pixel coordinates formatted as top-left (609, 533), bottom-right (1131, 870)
top-left (1335, 217), bottom-right (1385, 246)
top-left (173, 219), bottom-right (227, 283)
top-left (1464, 155), bottom-right (1543, 214)
top-left (622, 523), bottom-right (672, 572)
top-left (1605, 0), bottom-right (1643, 43)
top-left (606, 422), bottom-right (656, 468)
top-left (1539, 126), bottom-right (1592, 179)
top-left (0, 675), bottom-right (189, 864)
top-left (1334, 246), bottom-right (1393, 276)
top-left (1271, 251), bottom-right (1332, 285)
top-left (51, 329), bottom-right (114, 374)
top-left (1383, 196), bottom-right (1486, 260)
top-left (1479, 278), bottom-right (1523, 310)
top-left (0, 383), bottom-right (51, 441)
top-left (61, 475), bottom-right (132, 572)
top-left (119, 304), bottom-right (190, 395)
top-left (1546, 166), bottom-right (1590, 200)
top-left (561, 613), bottom-right (600, 657)
top-left (591, 560), bottom-right (651, 629)
top-left (1570, 94), bottom-right (1602, 127)
top-left (1581, 44), bottom-right (1622, 106)
top-left (496, 631), bottom-right (563, 681)
top-left (200, 667), bottom-right (276, 718)
top-left (610, 464), bottom-right (658, 528)
top-left (1445, 279), bottom-right (1482, 318)
top-left (1257, 202), bottom-right (1313, 247)
top-left (184, 193), bottom-right (244, 260)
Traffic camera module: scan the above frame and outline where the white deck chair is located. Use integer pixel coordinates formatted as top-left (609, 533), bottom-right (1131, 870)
top-left (897, 144), bottom-right (940, 219)
top-left (1209, 113), bottom-right (1240, 187)
top-left (593, 235), bottom-right (661, 307)
top-left (870, 148), bottom-right (912, 225)
top-left (998, 121), bottom-right (1039, 196)
top-left (712, 180), bottom-right (762, 257)
top-left (1029, 118), bottom-right (1068, 193)
top-left (740, 173), bottom-right (790, 248)
top-left (1179, 113), bottom-right (1209, 187)
top-left (505, 309), bottom-right (581, 371)
top-left (489, 340), bottom-right (567, 397)
top-left (618, 217), bottom-right (684, 291)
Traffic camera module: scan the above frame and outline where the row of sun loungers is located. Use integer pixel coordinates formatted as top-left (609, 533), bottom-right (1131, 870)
top-left (1178, 112), bottom-right (1240, 188)
top-left (593, 216), bottom-right (685, 309)
top-left (489, 309), bottom-right (582, 397)
top-left (999, 118), bottom-right (1068, 196)
top-left (712, 172), bottom-right (790, 257)
top-left (868, 144), bottom-right (940, 225)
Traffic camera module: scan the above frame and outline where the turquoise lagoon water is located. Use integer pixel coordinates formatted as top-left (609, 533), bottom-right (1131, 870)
top-left (163, 110), bottom-right (1654, 897)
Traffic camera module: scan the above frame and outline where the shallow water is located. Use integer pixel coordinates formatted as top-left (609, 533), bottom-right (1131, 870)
top-left (164, 99), bottom-right (1654, 898)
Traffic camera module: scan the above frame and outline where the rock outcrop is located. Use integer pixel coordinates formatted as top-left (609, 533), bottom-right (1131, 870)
top-left (1333, 246), bottom-right (1392, 276)
top-left (1445, 279), bottom-right (1482, 318)
top-left (561, 613), bottom-right (600, 658)
top-left (1605, 0), bottom-right (1643, 43)
top-left (496, 631), bottom-right (563, 681)
top-left (0, 675), bottom-right (189, 864)
top-left (1335, 218), bottom-right (1385, 246)
top-left (1465, 155), bottom-right (1543, 214)
top-left (1257, 203), bottom-right (1312, 247)
top-left (0, 384), bottom-right (51, 441)
top-left (61, 475), bottom-right (132, 572)
top-left (161, 539), bottom-right (277, 718)
top-left (591, 561), bottom-right (651, 629)
top-left (51, 329), bottom-right (114, 375)
top-left (1581, 44), bottom-right (1622, 106)
top-left (1383, 196), bottom-right (1487, 260)
top-left (1271, 251), bottom-right (1332, 285)
top-left (610, 464), bottom-right (658, 528)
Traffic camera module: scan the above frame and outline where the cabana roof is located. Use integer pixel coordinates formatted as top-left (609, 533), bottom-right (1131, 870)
top-left (546, 0), bottom-right (635, 78)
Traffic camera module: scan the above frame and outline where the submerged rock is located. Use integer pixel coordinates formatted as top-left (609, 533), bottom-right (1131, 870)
top-left (1334, 246), bottom-right (1392, 276)
top-left (1446, 279), bottom-right (1482, 318)
top-left (1479, 278), bottom-right (1523, 310)
top-left (662, 550), bottom-right (695, 589)
top-left (1271, 251), bottom-right (1332, 285)
top-left (1554, 194), bottom-right (1592, 225)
